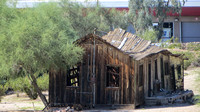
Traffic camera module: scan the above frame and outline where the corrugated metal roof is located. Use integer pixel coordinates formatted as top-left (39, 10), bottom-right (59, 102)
top-left (101, 28), bottom-right (170, 60)
top-left (76, 28), bottom-right (182, 60)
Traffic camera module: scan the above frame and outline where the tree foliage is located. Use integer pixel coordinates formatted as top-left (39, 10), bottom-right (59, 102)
top-left (128, 0), bottom-right (154, 34)
top-left (129, 0), bottom-right (185, 40)
top-left (60, 0), bottom-right (128, 37)
top-left (154, 0), bottom-right (185, 40)
top-left (138, 29), bottom-right (158, 43)
top-left (0, 2), bottom-right (84, 106)
top-left (0, 0), bottom-right (20, 78)
top-left (0, 3), bottom-right (83, 76)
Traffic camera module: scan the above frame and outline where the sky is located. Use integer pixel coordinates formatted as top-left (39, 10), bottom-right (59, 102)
top-left (15, 0), bottom-right (200, 8)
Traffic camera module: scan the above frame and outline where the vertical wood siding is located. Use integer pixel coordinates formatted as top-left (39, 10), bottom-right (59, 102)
top-left (49, 38), bottom-right (135, 106)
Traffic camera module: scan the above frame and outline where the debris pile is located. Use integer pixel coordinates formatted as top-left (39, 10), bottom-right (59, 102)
top-left (48, 104), bottom-right (83, 112)
top-left (145, 90), bottom-right (194, 106)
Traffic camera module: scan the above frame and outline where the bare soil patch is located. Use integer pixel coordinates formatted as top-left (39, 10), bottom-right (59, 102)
top-left (0, 92), bottom-right (47, 111)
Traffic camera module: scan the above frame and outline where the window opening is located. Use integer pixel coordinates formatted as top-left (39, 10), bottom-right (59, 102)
top-left (106, 66), bottom-right (120, 87)
top-left (171, 65), bottom-right (176, 91)
top-left (177, 65), bottom-right (181, 79)
top-left (164, 62), bottom-right (169, 75)
top-left (155, 60), bottom-right (158, 80)
top-left (160, 58), bottom-right (165, 88)
top-left (66, 66), bottom-right (80, 87)
top-left (148, 63), bottom-right (151, 97)
top-left (139, 65), bottom-right (144, 87)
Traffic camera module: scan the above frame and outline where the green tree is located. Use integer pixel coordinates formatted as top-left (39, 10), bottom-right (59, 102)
top-left (128, 0), bottom-right (154, 34)
top-left (0, 0), bottom-right (20, 78)
top-left (60, 0), bottom-right (128, 37)
top-left (0, 2), bottom-right (83, 108)
top-left (154, 0), bottom-right (185, 40)
top-left (128, 0), bottom-right (185, 40)
top-left (101, 8), bottom-right (128, 31)
top-left (139, 29), bottom-right (158, 42)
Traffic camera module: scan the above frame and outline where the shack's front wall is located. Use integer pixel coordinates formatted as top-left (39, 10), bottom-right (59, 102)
top-left (76, 38), bottom-right (135, 105)
top-left (49, 70), bottom-right (67, 106)
top-left (48, 37), bottom-right (136, 106)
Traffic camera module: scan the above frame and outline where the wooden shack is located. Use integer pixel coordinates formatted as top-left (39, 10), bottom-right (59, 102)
top-left (49, 28), bottom-right (184, 107)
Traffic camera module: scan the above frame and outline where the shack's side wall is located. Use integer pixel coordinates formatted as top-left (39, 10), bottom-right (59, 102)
top-left (135, 53), bottom-right (183, 106)
top-left (170, 56), bottom-right (184, 90)
top-left (135, 54), bottom-right (170, 106)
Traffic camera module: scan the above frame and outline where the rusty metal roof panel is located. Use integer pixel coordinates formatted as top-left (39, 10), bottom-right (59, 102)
top-left (126, 36), bottom-right (140, 51)
top-left (131, 40), bottom-right (150, 53)
top-left (121, 33), bottom-right (136, 51)
top-left (113, 30), bottom-right (127, 48)
top-left (100, 28), bottom-right (172, 60)
top-left (102, 29), bottom-right (126, 48)
top-left (131, 39), bottom-right (145, 52)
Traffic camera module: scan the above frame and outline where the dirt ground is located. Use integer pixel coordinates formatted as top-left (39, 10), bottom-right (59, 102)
top-left (0, 92), bottom-right (47, 111)
top-left (0, 68), bottom-right (200, 112)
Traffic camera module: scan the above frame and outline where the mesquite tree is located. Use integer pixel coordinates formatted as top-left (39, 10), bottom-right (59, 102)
top-left (60, 0), bottom-right (129, 37)
top-left (128, 0), bottom-right (154, 34)
top-left (154, 0), bottom-right (185, 40)
top-left (129, 0), bottom-right (185, 40)
top-left (0, 2), bottom-right (83, 108)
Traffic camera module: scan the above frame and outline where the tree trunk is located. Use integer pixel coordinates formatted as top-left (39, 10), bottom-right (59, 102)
top-left (158, 24), bottom-right (163, 41)
top-left (157, 19), bottom-right (165, 41)
top-left (29, 73), bottom-right (49, 108)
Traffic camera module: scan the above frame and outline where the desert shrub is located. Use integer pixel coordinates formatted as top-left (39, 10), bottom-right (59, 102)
top-left (184, 60), bottom-right (192, 70)
top-left (183, 51), bottom-right (195, 70)
top-left (170, 50), bottom-right (195, 70)
top-left (161, 37), bottom-right (182, 49)
top-left (174, 37), bottom-right (180, 43)
top-left (191, 58), bottom-right (200, 67)
top-left (4, 77), bottom-right (30, 91)
top-left (37, 73), bottom-right (49, 91)
top-left (160, 37), bottom-right (174, 48)
top-left (139, 29), bottom-right (158, 43)
top-left (187, 43), bottom-right (200, 51)
top-left (4, 72), bottom-right (49, 99)
top-left (4, 76), bottom-right (38, 100)
top-left (167, 43), bottom-right (182, 49)
top-left (0, 85), bottom-right (7, 102)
